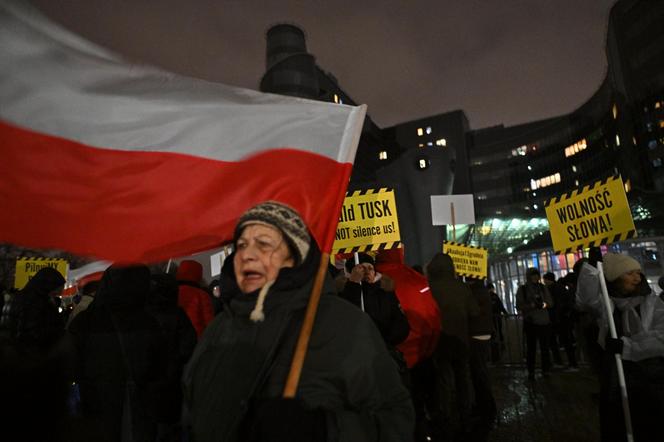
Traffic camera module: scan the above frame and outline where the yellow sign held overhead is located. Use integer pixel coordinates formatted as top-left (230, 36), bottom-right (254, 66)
top-left (333, 188), bottom-right (401, 253)
top-left (443, 242), bottom-right (488, 279)
top-left (544, 175), bottom-right (636, 254)
top-left (14, 257), bottom-right (68, 289)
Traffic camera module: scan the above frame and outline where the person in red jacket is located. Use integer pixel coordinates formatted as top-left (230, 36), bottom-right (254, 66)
top-left (176, 260), bottom-right (214, 337)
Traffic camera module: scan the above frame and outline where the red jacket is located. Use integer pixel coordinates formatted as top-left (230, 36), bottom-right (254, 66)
top-left (176, 260), bottom-right (214, 338)
top-left (375, 248), bottom-right (441, 368)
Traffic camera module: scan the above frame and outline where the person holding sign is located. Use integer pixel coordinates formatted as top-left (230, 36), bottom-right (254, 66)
top-left (516, 268), bottom-right (554, 380)
top-left (340, 253), bottom-right (410, 350)
top-left (183, 202), bottom-right (414, 442)
top-left (577, 253), bottom-right (664, 442)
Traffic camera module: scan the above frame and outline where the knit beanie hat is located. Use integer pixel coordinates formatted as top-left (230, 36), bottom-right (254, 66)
top-left (602, 252), bottom-right (641, 282)
top-left (234, 201), bottom-right (311, 266)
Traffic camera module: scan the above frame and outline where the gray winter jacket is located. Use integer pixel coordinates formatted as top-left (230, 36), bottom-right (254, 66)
top-left (576, 263), bottom-right (664, 361)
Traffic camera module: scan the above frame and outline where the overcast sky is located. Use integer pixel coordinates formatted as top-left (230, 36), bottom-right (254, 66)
top-left (30, 0), bottom-right (617, 130)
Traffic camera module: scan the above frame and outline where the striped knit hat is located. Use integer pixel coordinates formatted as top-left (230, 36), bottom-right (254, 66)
top-left (234, 201), bottom-right (311, 266)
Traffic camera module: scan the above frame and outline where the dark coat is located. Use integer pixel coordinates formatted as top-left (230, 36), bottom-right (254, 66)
top-left (3, 267), bottom-right (65, 349)
top-left (183, 245), bottom-right (414, 442)
top-left (68, 265), bottom-right (169, 441)
top-left (516, 282), bottom-right (553, 325)
top-left (146, 273), bottom-right (197, 422)
top-left (339, 278), bottom-right (410, 347)
top-left (426, 253), bottom-right (479, 358)
top-left (467, 280), bottom-right (493, 337)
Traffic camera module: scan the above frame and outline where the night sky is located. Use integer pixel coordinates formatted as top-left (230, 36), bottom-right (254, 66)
top-left (30, 0), bottom-right (617, 130)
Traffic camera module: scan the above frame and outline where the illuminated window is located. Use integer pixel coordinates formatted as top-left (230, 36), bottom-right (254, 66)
top-left (575, 180), bottom-right (580, 186)
top-left (653, 158), bottom-right (662, 168)
top-left (531, 172), bottom-right (561, 189)
top-left (418, 159), bottom-right (429, 169)
top-left (417, 128), bottom-right (424, 136)
top-left (624, 180), bottom-right (631, 193)
top-left (572, 165), bottom-right (577, 172)
top-left (527, 165), bottom-right (532, 171)
top-left (533, 204), bottom-right (539, 210)
top-left (512, 145), bottom-right (528, 157)
top-left (477, 195), bottom-right (487, 200)
top-left (612, 103), bottom-right (618, 119)
top-left (564, 139), bottom-right (587, 157)
top-left (427, 142), bottom-right (433, 146)
top-left (436, 138), bottom-right (447, 146)
top-left (418, 143), bottom-right (424, 147)
top-left (379, 151), bottom-right (388, 160)
top-left (333, 94), bottom-right (339, 104)
top-left (616, 135), bottom-right (621, 146)
top-left (656, 102), bottom-right (661, 109)
top-left (425, 126), bottom-right (432, 135)
top-left (659, 120), bottom-right (664, 128)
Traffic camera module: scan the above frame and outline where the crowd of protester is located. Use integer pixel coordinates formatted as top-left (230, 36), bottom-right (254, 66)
top-left (1, 205), bottom-right (663, 442)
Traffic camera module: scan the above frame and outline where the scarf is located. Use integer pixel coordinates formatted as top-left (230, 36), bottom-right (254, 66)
top-left (611, 295), bottom-right (644, 337)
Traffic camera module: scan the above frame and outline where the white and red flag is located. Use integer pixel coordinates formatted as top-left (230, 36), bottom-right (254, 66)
top-left (0, 0), bottom-right (366, 262)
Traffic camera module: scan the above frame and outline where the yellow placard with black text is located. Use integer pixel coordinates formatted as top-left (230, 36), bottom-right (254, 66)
top-left (544, 175), bottom-right (636, 254)
top-left (14, 258), bottom-right (68, 289)
top-left (443, 242), bottom-right (488, 279)
top-left (333, 188), bottom-right (401, 253)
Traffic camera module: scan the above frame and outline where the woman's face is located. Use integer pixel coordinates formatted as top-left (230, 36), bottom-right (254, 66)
top-left (617, 270), bottom-right (641, 295)
top-left (233, 224), bottom-right (295, 294)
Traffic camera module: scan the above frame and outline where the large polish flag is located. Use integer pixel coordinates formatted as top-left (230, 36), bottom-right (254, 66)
top-left (0, 0), bottom-right (366, 263)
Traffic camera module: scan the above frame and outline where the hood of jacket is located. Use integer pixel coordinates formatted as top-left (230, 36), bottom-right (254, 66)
top-left (22, 267), bottom-right (65, 297)
top-left (93, 264), bottom-right (150, 309)
top-left (177, 260), bottom-right (203, 284)
top-left (148, 273), bottom-right (179, 309)
top-left (426, 253), bottom-right (456, 282)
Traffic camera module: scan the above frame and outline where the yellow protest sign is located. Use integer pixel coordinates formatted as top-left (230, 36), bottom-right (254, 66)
top-left (544, 175), bottom-right (636, 254)
top-left (14, 257), bottom-right (68, 289)
top-left (332, 188), bottom-right (401, 253)
top-left (443, 242), bottom-right (488, 279)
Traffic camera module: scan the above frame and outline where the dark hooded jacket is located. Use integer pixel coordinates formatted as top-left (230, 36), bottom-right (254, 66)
top-left (427, 253), bottom-right (479, 357)
top-left (4, 267), bottom-right (65, 349)
top-left (467, 279), bottom-right (493, 337)
top-left (183, 244), bottom-right (414, 442)
top-left (146, 273), bottom-right (197, 422)
top-left (67, 265), bottom-right (169, 441)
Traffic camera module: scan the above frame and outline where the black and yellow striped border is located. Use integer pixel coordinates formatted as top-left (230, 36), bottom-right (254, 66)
top-left (443, 241), bottom-right (488, 252)
top-left (553, 229), bottom-right (636, 255)
top-left (346, 187), bottom-right (393, 197)
top-left (334, 241), bottom-right (402, 254)
top-left (544, 174), bottom-right (619, 208)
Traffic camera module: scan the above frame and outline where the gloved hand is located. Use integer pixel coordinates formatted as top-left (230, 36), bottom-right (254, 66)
top-left (605, 337), bottom-right (623, 355)
top-left (245, 397), bottom-right (327, 442)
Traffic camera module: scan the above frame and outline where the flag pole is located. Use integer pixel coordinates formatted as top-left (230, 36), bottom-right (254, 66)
top-left (597, 261), bottom-right (634, 442)
top-left (451, 202), bottom-right (456, 242)
top-left (283, 252), bottom-right (330, 398)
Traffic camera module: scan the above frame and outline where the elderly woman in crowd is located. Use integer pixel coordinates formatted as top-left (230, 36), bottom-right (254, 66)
top-left (577, 252), bottom-right (664, 442)
top-left (183, 201), bottom-right (414, 442)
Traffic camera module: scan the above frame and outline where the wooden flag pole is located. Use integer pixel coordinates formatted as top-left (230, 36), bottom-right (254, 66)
top-left (451, 202), bottom-right (457, 242)
top-left (283, 252), bottom-right (330, 398)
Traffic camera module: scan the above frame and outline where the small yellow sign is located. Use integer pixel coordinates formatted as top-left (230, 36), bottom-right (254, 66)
top-left (14, 258), bottom-right (68, 289)
top-left (332, 188), bottom-right (401, 253)
top-left (544, 175), bottom-right (636, 254)
top-left (443, 242), bottom-right (488, 279)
